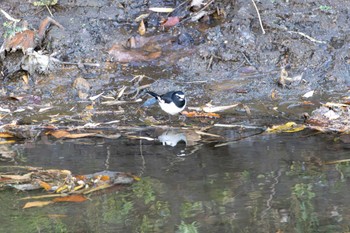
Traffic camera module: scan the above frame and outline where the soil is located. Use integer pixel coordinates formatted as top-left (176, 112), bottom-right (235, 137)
top-left (0, 0), bottom-right (349, 128)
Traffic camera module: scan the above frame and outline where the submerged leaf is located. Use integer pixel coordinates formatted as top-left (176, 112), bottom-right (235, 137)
top-left (23, 201), bottom-right (53, 209)
top-left (267, 122), bottom-right (305, 133)
top-left (53, 195), bottom-right (87, 203)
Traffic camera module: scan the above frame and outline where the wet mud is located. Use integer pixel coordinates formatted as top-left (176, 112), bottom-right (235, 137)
top-left (0, 0), bottom-right (349, 127)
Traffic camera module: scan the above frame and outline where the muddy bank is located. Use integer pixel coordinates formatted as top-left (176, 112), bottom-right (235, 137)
top-left (0, 0), bottom-right (349, 128)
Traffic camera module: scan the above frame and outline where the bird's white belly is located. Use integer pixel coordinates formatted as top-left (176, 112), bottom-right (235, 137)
top-left (159, 101), bottom-right (185, 115)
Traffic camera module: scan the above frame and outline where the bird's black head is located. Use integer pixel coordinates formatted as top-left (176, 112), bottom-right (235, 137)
top-left (173, 91), bottom-right (185, 100)
top-left (172, 91), bottom-right (186, 107)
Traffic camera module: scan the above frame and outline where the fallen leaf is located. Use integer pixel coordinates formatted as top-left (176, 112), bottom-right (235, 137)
top-left (53, 195), bottom-right (87, 203)
top-left (135, 13), bottom-right (150, 22)
top-left (161, 17), bottom-right (180, 27)
top-left (0, 132), bottom-right (15, 138)
top-left (47, 130), bottom-right (97, 139)
top-left (324, 110), bottom-right (340, 120)
top-left (1, 172), bottom-right (32, 182)
top-left (138, 19), bottom-right (146, 36)
top-left (181, 111), bottom-right (220, 118)
top-left (22, 74), bottom-right (29, 84)
top-left (38, 180), bottom-right (52, 191)
top-left (191, 0), bottom-right (204, 7)
top-left (188, 103), bottom-right (238, 113)
top-left (23, 201), bottom-right (53, 209)
top-left (266, 122), bottom-right (305, 133)
top-left (149, 7), bottom-right (174, 13)
top-left (47, 130), bottom-right (70, 138)
top-left (33, 0), bottom-right (58, 6)
top-left (303, 90), bottom-right (314, 98)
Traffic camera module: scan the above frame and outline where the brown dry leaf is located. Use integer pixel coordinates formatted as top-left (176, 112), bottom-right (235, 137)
top-left (138, 19), bottom-right (146, 36)
top-left (161, 17), bottom-right (180, 27)
top-left (47, 130), bottom-right (97, 139)
top-left (64, 133), bottom-right (97, 139)
top-left (22, 74), bottom-right (29, 85)
top-left (99, 175), bottom-right (110, 181)
top-left (75, 175), bottom-right (86, 181)
top-left (1, 172), bottom-right (32, 182)
top-left (4, 30), bottom-right (36, 53)
top-left (23, 201), bottom-right (53, 209)
top-left (266, 122), bottom-right (305, 133)
top-left (53, 195), bottom-right (87, 203)
top-left (46, 169), bottom-right (72, 176)
top-left (0, 132), bottom-right (15, 138)
top-left (38, 180), bottom-right (52, 191)
top-left (47, 130), bottom-right (70, 138)
top-left (181, 111), bottom-right (220, 118)
top-left (0, 140), bottom-right (16, 144)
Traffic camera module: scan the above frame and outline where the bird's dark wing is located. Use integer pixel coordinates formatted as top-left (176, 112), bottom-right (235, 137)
top-left (160, 91), bottom-right (176, 103)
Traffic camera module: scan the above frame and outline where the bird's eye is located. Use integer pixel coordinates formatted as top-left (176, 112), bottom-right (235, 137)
top-left (176, 94), bottom-right (185, 99)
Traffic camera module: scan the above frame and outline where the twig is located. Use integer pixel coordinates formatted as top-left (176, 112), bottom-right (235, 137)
top-left (288, 31), bottom-right (327, 44)
top-left (45, 5), bottom-right (54, 17)
top-left (251, 0), bottom-right (265, 34)
top-left (57, 61), bottom-right (100, 67)
top-left (0, 8), bottom-right (20, 22)
top-left (214, 123), bottom-right (266, 130)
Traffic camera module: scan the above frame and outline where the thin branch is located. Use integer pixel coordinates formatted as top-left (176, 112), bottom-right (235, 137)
top-left (251, 0), bottom-right (265, 34)
top-left (288, 31), bottom-right (327, 44)
top-left (0, 8), bottom-right (20, 22)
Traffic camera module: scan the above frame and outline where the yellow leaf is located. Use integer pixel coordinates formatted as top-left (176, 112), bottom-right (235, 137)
top-left (56, 184), bottom-right (69, 193)
top-left (23, 201), bottom-right (53, 209)
top-left (0, 132), bottom-right (15, 138)
top-left (266, 122), bottom-right (305, 133)
top-left (0, 140), bottom-right (16, 144)
top-left (132, 175), bottom-right (141, 181)
top-left (138, 19), bottom-right (146, 36)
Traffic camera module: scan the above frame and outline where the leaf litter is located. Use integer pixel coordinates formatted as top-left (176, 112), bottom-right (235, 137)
top-left (0, 165), bottom-right (137, 208)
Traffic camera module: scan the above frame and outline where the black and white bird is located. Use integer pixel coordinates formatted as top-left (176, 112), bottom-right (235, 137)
top-left (146, 91), bottom-right (186, 115)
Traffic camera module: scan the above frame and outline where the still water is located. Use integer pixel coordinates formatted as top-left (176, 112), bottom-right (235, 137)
top-left (0, 129), bottom-right (349, 233)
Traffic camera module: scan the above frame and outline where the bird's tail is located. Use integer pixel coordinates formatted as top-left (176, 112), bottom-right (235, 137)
top-left (146, 91), bottom-right (160, 98)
